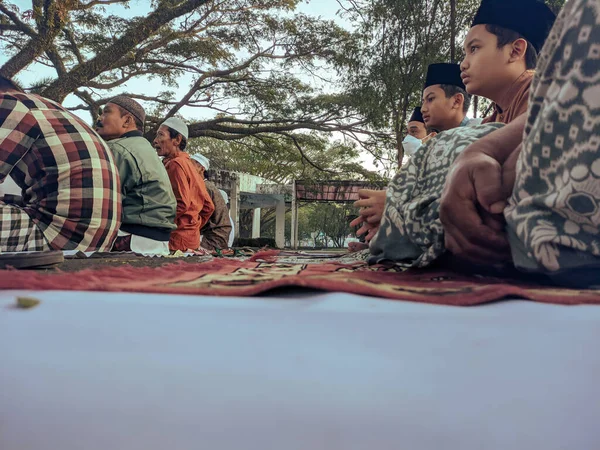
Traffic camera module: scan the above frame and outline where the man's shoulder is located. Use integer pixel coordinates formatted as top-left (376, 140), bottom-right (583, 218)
top-left (1, 91), bottom-right (64, 112)
top-left (109, 135), bottom-right (155, 154)
top-left (204, 180), bottom-right (217, 190)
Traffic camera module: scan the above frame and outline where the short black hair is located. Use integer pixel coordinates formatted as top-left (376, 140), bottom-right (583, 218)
top-left (439, 84), bottom-right (471, 113)
top-left (114, 105), bottom-right (144, 132)
top-left (486, 24), bottom-right (538, 70)
top-left (167, 126), bottom-right (187, 151)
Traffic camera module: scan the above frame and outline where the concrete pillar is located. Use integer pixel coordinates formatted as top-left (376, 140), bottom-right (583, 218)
top-left (230, 176), bottom-right (240, 238)
top-left (275, 197), bottom-right (285, 249)
top-left (252, 208), bottom-right (261, 238)
top-left (291, 180), bottom-right (298, 249)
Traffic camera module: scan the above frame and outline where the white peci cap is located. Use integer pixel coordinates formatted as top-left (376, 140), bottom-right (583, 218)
top-left (160, 117), bottom-right (189, 140)
top-left (191, 153), bottom-right (210, 170)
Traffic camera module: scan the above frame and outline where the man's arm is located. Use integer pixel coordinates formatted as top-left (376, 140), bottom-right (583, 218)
top-left (472, 114), bottom-right (526, 165)
top-left (165, 161), bottom-right (191, 217)
top-left (107, 142), bottom-right (137, 195)
top-left (0, 94), bottom-right (39, 183)
top-left (439, 115), bottom-right (527, 263)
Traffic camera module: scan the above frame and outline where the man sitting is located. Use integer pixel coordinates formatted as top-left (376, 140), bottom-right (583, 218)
top-left (440, 0), bottom-right (600, 288)
top-left (365, 0), bottom-right (556, 267)
top-left (153, 118), bottom-right (214, 252)
top-left (190, 153), bottom-right (232, 251)
top-left (421, 63), bottom-right (475, 132)
top-left (353, 63), bottom-right (474, 245)
top-left (96, 96), bottom-right (176, 255)
top-left (0, 76), bottom-right (121, 252)
top-left (406, 107), bottom-right (428, 139)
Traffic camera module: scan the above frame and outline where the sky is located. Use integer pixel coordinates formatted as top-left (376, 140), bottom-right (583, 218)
top-left (2, 1), bottom-right (381, 172)
top-left (7, 0), bottom-right (348, 119)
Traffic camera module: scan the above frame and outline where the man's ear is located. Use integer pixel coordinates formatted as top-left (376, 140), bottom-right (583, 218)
top-left (174, 134), bottom-right (183, 147)
top-left (123, 114), bottom-right (134, 128)
top-left (509, 38), bottom-right (528, 63)
top-left (453, 93), bottom-right (464, 111)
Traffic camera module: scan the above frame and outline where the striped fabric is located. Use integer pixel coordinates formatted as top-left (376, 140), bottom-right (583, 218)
top-left (0, 91), bottom-right (121, 251)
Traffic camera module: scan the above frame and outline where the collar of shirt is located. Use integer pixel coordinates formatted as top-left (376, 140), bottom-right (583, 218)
top-left (493, 70), bottom-right (536, 116)
top-left (120, 130), bottom-right (144, 139)
top-left (163, 151), bottom-right (189, 164)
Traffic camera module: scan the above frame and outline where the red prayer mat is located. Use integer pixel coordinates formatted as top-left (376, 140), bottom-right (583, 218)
top-left (0, 256), bottom-right (599, 306)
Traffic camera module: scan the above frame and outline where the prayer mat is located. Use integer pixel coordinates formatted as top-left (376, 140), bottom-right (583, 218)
top-left (0, 255), bottom-right (599, 306)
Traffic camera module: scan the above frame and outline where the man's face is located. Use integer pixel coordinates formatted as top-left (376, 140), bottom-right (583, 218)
top-left (153, 125), bottom-right (179, 158)
top-left (460, 25), bottom-right (511, 98)
top-left (406, 121), bottom-right (427, 140)
top-left (190, 159), bottom-right (206, 176)
top-left (96, 103), bottom-right (128, 140)
top-left (421, 85), bottom-right (457, 131)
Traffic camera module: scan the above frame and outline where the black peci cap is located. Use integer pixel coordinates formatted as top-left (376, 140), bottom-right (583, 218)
top-left (471, 0), bottom-right (556, 52)
top-left (409, 107), bottom-right (424, 123)
top-left (424, 63), bottom-right (466, 90)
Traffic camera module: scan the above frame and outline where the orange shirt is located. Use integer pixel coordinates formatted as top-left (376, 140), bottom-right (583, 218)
top-left (163, 152), bottom-right (214, 251)
top-left (482, 70), bottom-right (534, 125)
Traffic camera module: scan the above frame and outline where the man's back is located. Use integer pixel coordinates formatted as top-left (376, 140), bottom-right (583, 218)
top-left (0, 92), bottom-right (121, 251)
top-left (201, 180), bottom-right (232, 250)
top-left (108, 134), bottom-right (176, 242)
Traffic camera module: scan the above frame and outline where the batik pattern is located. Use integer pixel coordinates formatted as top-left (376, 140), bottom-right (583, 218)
top-left (369, 123), bottom-right (503, 267)
top-left (505, 0), bottom-right (600, 272)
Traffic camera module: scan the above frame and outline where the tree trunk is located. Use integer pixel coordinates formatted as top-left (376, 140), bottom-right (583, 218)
top-left (450, 0), bottom-right (457, 63)
top-left (0, 1), bottom-right (70, 79)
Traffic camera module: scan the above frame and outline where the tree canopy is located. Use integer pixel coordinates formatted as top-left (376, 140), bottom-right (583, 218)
top-left (335, 0), bottom-right (565, 170)
top-left (0, 0), bottom-right (567, 179)
top-left (0, 1), bottom-right (376, 150)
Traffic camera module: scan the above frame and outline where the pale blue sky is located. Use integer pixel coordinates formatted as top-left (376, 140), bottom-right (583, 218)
top-left (4, 0), bottom-right (348, 122)
top-left (2, 1), bottom-right (382, 171)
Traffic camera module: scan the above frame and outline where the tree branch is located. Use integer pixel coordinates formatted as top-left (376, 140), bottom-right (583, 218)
top-left (0, 4), bottom-right (37, 37)
top-left (41, 0), bottom-right (211, 101)
top-left (0, 1), bottom-right (71, 79)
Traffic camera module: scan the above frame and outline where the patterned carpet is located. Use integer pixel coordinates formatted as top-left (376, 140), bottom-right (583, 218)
top-left (1, 250), bottom-right (599, 306)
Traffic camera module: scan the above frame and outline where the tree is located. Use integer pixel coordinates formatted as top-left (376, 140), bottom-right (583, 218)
top-left (306, 203), bottom-right (353, 248)
top-left (335, 0), bottom-right (480, 171)
top-left (0, 0), bottom-right (379, 157)
top-left (187, 132), bottom-right (385, 184)
top-left (335, 0), bottom-right (564, 171)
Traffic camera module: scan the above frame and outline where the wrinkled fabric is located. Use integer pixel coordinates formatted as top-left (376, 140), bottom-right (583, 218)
top-left (505, 0), bottom-right (600, 283)
top-left (369, 123), bottom-right (503, 267)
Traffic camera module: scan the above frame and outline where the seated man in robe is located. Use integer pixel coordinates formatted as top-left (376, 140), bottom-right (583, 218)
top-left (190, 153), bottom-right (232, 251)
top-left (353, 63), bottom-right (474, 245)
top-left (0, 76), bottom-right (121, 252)
top-left (153, 118), bottom-right (214, 252)
top-left (441, 0), bottom-right (600, 288)
top-left (367, 0), bottom-right (556, 267)
top-left (96, 96), bottom-right (176, 255)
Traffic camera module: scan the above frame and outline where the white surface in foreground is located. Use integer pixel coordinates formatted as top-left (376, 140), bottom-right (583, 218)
top-left (1, 290), bottom-right (599, 450)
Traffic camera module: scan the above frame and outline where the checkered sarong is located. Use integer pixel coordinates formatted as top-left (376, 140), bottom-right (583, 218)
top-left (0, 202), bottom-right (50, 252)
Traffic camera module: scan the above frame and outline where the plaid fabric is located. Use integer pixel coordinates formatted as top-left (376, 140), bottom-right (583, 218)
top-left (0, 92), bottom-right (121, 251)
top-left (0, 202), bottom-right (50, 252)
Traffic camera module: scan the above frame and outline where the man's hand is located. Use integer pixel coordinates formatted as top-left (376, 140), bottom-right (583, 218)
top-left (439, 145), bottom-right (513, 264)
top-left (350, 189), bottom-right (387, 228)
top-left (421, 132), bottom-right (437, 144)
